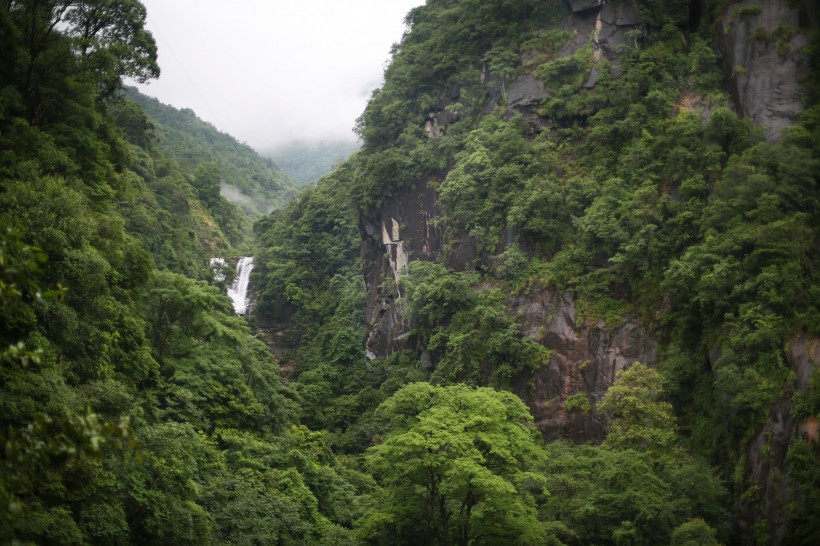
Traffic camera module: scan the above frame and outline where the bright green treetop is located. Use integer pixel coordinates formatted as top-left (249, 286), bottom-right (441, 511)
top-left (358, 382), bottom-right (549, 546)
top-left (598, 362), bottom-right (677, 450)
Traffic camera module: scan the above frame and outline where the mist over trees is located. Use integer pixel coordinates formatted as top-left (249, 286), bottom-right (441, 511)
top-left (264, 140), bottom-right (361, 184)
top-left (2, 0), bottom-right (819, 544)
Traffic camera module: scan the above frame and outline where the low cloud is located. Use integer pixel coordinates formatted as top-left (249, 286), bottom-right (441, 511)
top-left (135, 0), bottom-right (423, 150)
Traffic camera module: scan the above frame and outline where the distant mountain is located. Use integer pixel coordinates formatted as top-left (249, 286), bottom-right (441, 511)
top-left (124, 87), bottom-right (299, 219)
top-left (264, 140), bottom-right (360, 184)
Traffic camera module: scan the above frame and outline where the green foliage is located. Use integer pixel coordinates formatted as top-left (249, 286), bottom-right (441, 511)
top-left (0, 225), bottom-right (54, 340)
top-left (0, 3), bottom-right (354, 542)
top-left (254, 2), bottom-right (816, 539)
top-left (405, 261), bottom-right (550, 386)
top-left (124, 87), bottom-right (299, 222)
top-left (404, 261), bottom-right (476, 339)
top-left (670, 518), bottom-right (721, 546)
top-left (521, 29), bottom-right (572, 57)
top-left (253, 168), bottom-right (361, 327)
top-left (785, 438), bottom-right (820, 544)
top-left (261, 0), bottom-right (819, 541)
top-left (495, 242), bottom-right (528, 281)
top-left (539, 372), bottom-right (726, 545)
top-left (540, 441), bottom-right (726, 546)
top-left (354, 0), bottom-right (568, 151)
top-left (661, 139), bottom-right (818, 455)
top-left (65, 0), bottom-right (160, 97)
top-left (486, 47), bottom-right (519, 99)
top-left (438, 115), bottom-right (533, 255)
top-left (598, 363), bottom-right (677, 450)
top-left (358, 383), bottom-right (549, 545)
top-left (564, 392), bottom-right (591, 414)
top-left (193, 161), bottom-right (223, 206)
top-left (0, 217), bottom-right (352, 544)
top-left (3, 0), bottom-right (817, 542)
top-left (536, 45), bottom-right (595, 117)
top-left (729, 5), bottom-right (762, 21)
top-left (4, 0), bottom-right (158, 125)
top-left (142, 270), bottom-right (296, 430)
top-left (252, 166), bottom-right (378, 457)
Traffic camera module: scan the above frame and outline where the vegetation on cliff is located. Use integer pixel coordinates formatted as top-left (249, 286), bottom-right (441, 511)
top-left (2, 0), bottom-right (818, 544)
top-left (253, 0), bottom-right (820, 543)
top-left (125, 87), bottom-right (300, 224)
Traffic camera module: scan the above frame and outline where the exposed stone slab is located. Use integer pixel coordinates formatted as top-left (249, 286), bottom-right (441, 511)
top-left (718, 0), bottom-right (815, 141)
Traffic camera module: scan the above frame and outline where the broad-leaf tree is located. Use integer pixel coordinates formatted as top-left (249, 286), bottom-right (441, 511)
top-left (358, 383), bottom-right (549, 545)
top-left (5, 0), bottom-right (158, 122)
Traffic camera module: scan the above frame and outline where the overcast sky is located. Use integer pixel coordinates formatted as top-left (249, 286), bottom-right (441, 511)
top-left (134, 0), bottom-right (424, 151)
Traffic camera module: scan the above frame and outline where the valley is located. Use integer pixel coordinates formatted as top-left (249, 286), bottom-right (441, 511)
top-left (1, 1), bottom-right (818, 545)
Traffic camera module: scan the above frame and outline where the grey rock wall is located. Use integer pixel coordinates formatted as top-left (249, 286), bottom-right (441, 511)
top-left (717, 0), bottom-right (817, 141)
top-left (511, 290), bottom-right (657, 442)
top-left (739, 334), bottom-right (819, 544)
top-left (362, 179), bottom-right (441, 358)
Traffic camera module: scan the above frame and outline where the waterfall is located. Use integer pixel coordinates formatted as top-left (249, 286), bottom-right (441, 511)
top-left (227, 256), bottom-right (254, 315)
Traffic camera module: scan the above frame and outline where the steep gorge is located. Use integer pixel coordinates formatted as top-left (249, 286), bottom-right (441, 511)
top-left (0, 0), bottom-right (814, 542)
top-left (252, 0), bottom-right (820, 542)
top-left (365, 0), bottom-right (813, 413)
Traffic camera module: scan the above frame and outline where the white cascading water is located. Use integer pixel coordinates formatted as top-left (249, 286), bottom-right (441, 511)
top-left (227, 256), bottom-right (254, 315)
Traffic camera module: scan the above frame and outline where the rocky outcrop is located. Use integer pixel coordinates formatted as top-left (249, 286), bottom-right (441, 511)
top-left (361, 167), bottom-right (660, 438)
top-left (739, 334), bottom-right (819, 544)
top-left (511, 290), bottom-right (657, 442)
top-left (506, 75), bottom-right (549, 110)
top-left (423, 86), bottom-right (463, 139)
top-left (361, 0), bottom-right (817, 446)
top-left (594, 0), bottom-right (641, 57)
top-left (362, 179), bottom-right (441, 358)
top-left (565, 0), bottom-right (607, 13)
top-left (717, 0), bottom-right (817, 141)
top-left (562, 0), bottom-right (818, 142)
top-left (560, 0), bottom-right (641, 58)
top-left (363, 207), bottom-right (659, 440)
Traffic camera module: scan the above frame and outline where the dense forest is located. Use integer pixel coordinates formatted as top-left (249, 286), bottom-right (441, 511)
top-left (125, 87), bottom-right (300, 223)
top-left (1, 1), bottom-right (819, 545)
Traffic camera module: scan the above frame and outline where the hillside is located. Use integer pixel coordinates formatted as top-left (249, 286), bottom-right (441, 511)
top-left (0, 2), bottom-right (355, 544)
top-left (264, 140), bottom-right (361, 184)
top-left (253, 0), bottom-right (820, 544)
top-left (2, 0), bottom-right (819, 544)
top-left (124, 87), bottom-right (300, 221)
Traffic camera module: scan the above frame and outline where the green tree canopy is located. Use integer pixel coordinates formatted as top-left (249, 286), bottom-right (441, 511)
top-left (358, 383), bottom-right (549, 545)
top-left (5, 0), bottom-right (159, 122)
top-left (597, 362), bottom-right (677, 450)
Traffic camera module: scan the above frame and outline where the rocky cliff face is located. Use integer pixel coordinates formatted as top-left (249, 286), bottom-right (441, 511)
top-left (362, 0), bottom-right (665, 439)
top-left (362, 178), bottom-right (442, 359)
top-left (362, 0), bottom-right (816, 430)
top-left (511, 290), bottom-right (657, 443)
top-left (565, 0), bottom-right (642, 58)
top-left (361, 184), bottom-right (658, 440)
top-left (358, 2), bottom-right (816, 541)
top-left (716, 0), bottom-right (817, 141)
top-left (738, 334), bottom-right (819, 543)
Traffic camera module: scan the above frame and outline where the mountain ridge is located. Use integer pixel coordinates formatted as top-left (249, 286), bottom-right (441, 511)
top-left (252, 0), bottom-right (820, 543)
top-left (124, 86), bottom-right (300, 221)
